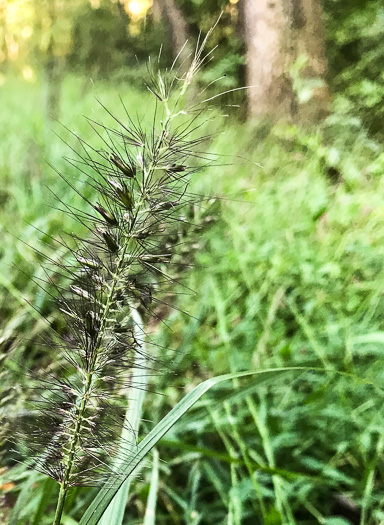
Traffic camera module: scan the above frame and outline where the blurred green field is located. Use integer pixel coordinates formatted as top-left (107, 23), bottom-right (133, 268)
top-left (2, 75), bottom-right (384, 524)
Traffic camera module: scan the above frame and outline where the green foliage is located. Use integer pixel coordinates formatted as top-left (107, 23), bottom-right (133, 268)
top-left (3, 0), bottom-right (384, 137)
top-left (182, 0), bottom-right (245, 96)
top-left (68, 2), bottom-right (133, 75)
top-left (1, 69), bottom-right (384, 524)
top-left (325, 0), bottom-right (384, 136)
top-left (67, 0), bottom-right (170, 77)
top-left (81, 369), bottom-right (302, 525)
top-left (152, 117), bottom-right (384, 522)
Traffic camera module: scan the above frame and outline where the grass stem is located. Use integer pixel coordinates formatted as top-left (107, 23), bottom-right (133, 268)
top-left (53, 483), bottom-right (67, 525)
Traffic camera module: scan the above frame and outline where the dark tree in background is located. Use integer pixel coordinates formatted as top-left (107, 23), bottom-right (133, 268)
top-left (154, 0), bottom-right (192, 63)
top-left (243, 0), bottom-right (330, 122)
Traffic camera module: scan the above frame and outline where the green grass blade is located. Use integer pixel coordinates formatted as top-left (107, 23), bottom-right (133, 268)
top-left (158, 439), bottom-right (313, 479)
top-left (143, 449), bottom-right (159, 525)
top-left (32, 476), bottom-right (57, 525)
top-left (9, 471), bottom-right (40, 525)
top-left (79, 367), bottom-right (307, 525)
top-left (99, 309), bottom-right (148, 525)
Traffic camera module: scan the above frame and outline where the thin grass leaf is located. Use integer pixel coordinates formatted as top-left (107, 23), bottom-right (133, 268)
top-left (99, 310), bottom-right (148, 525)
top-left (143, 449), bottom-right (159, 525)
top-left (79, 367), bottom-right (312, 525)
top-left (32, 476), bottom-right (57, 525)
top-left (158, 439), bottom-right (314, 480)
top-left (9, 470), bottom-right (40, 525)
top-left (209, 406), bottom-right (243, 525)
top-left (80, 364), bottom-right (379, 524)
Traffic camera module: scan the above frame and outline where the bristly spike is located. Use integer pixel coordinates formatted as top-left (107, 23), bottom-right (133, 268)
top-left (15, 26), bottom-right (227, 517)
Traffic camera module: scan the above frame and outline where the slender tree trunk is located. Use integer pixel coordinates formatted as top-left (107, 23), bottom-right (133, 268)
top-left (244, 0), bottom-right (293, 119)
top-left (292, 0), bottom-right (330, 121)
top-left (244, 0), bottom-right (330, 122)
top-left (42, 0), bottom-right (63, 121)
top-left (237, 0), bottom-right (246, 40)
top-left (152, 0), bottom-right (162, 23)
top-left (44, 49), bottom-right (62, 121)
top-left (116, 0), bottom-right (130, 24)
top-left (155, 0), bottom-right (192, 65)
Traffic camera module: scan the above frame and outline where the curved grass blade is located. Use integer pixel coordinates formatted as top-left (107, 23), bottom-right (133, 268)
top-left (79, 367), bottom-right (309, 525)
top-left (143, 449), bottom-right (159, 525)
top-left (9, 470), bottom-right (40, 525)
top-left (99, 310), bottom-right (148, 525)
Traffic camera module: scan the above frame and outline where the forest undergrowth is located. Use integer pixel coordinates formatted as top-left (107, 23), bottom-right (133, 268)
top-left (1, 75), bottom-right (384, 524)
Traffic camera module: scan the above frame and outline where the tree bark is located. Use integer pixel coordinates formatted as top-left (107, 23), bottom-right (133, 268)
top-left (152, 0), bottom-right (162, 23)
top-left (44, 43), bottom-right (62, 121)
top-left (244, 0), bottom-right (293, 119)
top-left (155, 0), bottom-right (192, 66)
top-left (244, 0), bottom-right (330, 122)
top-left (43, 0), bottom-right (63, 121)
top-left (292, 0), bottom-right (330, 121)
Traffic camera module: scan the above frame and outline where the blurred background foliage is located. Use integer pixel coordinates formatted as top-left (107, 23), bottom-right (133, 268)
top-left (325, 0), bottom-right (384, 136)
top-left (1, 0), bottom-right (384, 524)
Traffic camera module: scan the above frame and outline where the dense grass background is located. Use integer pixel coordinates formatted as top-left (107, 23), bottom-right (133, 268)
top-left (2, 74), bottom-right (384, 524)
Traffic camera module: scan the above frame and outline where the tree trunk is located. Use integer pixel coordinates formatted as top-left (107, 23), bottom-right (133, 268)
top-left (292, 0), bottom-right (330, 121)
top-left (244, 0), bottom-right (293, 119)
top-left (244, 0), bottom-right (330, 122)
top-left (42, 0), bottom-right (63, 121)
top-left (152, 0), bottom-right (162, 23)
top-left (44, 51), bottom-right (62, 121)
top-left (155, 0), bottom-right (192, 66)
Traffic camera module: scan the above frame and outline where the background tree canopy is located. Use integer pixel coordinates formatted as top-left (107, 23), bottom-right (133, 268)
top-left (1, 0), bottom-right (383, 132)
